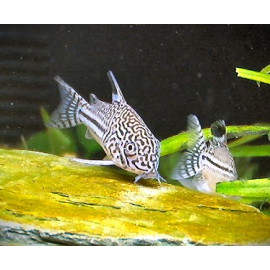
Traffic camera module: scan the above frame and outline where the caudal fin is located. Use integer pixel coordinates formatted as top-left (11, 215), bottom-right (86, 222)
top-left (171, 114), bottom-right (206, 180)
top-left (47, 76), bottom-right (86, 129)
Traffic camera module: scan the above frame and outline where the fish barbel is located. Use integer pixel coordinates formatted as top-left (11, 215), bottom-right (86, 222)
top-left (48, 71), bottom-right (165, 183)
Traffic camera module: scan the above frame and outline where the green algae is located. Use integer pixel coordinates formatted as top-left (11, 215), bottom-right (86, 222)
top-left (0, 149), bottom-right (270, 245)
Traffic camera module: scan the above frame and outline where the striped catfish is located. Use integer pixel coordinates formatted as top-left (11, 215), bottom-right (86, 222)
top-left (171, 114), bottom-right (237, 194)
top-left (48, 71), bottom-right (165, 183)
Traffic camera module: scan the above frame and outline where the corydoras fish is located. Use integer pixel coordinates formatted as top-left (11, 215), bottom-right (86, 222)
top-left (48, 71), bottom-right (165, 183)
top-left (171, 114), bottom-right (237, 194)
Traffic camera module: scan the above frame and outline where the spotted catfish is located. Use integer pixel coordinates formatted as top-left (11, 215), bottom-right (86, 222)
top-left (171, 114), bottom-right (237, 194)
top-left (48, 71), bottom-right (165, 183)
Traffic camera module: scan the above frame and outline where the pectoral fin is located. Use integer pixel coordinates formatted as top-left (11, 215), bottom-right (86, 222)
top-left (85, 129), bottom-right (93, 139)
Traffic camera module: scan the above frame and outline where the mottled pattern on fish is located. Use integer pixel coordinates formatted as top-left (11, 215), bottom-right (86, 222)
top-left (171, 114), bottom-right (237, 194)
top-left (48, 71), bottom-right (164, 183)
top-left (102, 102), bottom-right (160, 175)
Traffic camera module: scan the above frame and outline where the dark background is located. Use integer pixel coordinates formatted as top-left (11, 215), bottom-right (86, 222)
top-left (0, 25), bottom-right (269, 144)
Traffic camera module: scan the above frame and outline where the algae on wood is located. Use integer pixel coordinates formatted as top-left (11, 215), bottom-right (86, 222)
top-left (0, 149), bottom-right (270, 245)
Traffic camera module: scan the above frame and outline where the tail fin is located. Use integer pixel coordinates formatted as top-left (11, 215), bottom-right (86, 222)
top-left (171, 114), bottom-right (206, 180)
top-left (47, 76), bottom-right (86, 129)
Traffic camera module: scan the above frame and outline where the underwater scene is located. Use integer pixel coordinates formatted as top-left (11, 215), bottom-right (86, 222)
top-left (0, 25), bottom-right (269, 246)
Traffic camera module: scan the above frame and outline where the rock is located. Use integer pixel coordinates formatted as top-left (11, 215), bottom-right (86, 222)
top-left (0, 149), bottom-right (269, 245)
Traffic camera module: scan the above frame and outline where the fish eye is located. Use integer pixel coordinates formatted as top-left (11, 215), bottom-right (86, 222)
top-left (124, 142), bottom-right (137, 156)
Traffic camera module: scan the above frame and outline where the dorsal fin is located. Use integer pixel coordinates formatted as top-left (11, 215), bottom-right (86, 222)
top-left (210, 119), bottom-right (227, 144)
top-left (211, 120), bottom-right (226, 137)
top-left (107, 70), bottom-right (126, 104)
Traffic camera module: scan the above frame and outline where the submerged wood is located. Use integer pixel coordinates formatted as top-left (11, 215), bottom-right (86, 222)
top-left (0, 149), bottom-right (270, 246)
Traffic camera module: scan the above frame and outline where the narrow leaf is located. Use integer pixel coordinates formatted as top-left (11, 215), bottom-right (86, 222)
top-left (75, 125), bottom-right (103, 158)
top-left (236, 67), bottom-right (270, 85)
top-left (40, 107), bottom-right (50, 124)
top-left (228, 134), bottom-right (262, 148)
top-left (161, 124), bottom-right (270, 156)
top-left (231, 145), bottom-right (270, 157)
top-left (216, 178), bottom-right (270, 197)
top-left (257, 64), bottom-right (270, 87)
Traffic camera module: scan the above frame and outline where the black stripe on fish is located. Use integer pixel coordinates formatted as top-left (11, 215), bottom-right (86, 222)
top-left (203, 154), bottom-right (235, 176)
top-left (80, 110), bottom-right (105, 135)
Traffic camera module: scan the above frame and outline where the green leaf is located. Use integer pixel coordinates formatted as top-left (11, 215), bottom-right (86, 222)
top-left (24, 107), bottom-right (78, 155)
top-left (40, 107), bottom-right (50, 124)
top-left (239, 197), bottom-right (269, 205)
top-left (47, 128), bottom-right (77, 155)
top-left (216, 178), bottom-right (270, 197)
top-left (225, 124), bottom-right (270, 140)
top-left (24, 131), bottom-right (51, 153)
top-left (160, 124), bottom-right (270, 157)
top-left (75, 125), bottom-right (103, 158)
top-left (228, 134), bottom-right (262, 148)
top-left (239, 197), bottom-right (270, 216)
top-left (234, 158), bottom-right (259, 180)
top-left (236, 67), bottom-right (270, 85)
top-left (160, 131), bottom-right (190, 156)
top-left (25, 129), bottom-right (77, 155)
top-left (257, 64), bottom-right (270, 87)
top-left (231, 145), bottom-right (270, 157)
top-left (259, 64), bottom-right (270, 74)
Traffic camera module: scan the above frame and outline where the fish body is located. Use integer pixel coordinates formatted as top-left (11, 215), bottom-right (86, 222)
top-left (171, 114), bottom-right (237, 194)
top-left (48, 71), bottom-right (164, 183)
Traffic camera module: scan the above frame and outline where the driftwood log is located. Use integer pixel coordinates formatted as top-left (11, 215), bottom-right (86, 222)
top-left (0, 149), bottom-right (270, 245)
